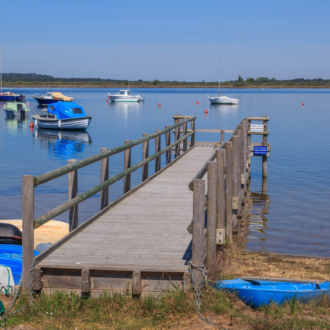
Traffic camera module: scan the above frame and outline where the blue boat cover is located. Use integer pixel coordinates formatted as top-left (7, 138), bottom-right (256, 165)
top-left (0, 245), bottom-right (40, 285)
top-left (47, 102), bottom-right (87, 120)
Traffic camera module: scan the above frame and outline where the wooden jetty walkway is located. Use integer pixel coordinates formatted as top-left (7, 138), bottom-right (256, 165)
top-left (22, 115), bottom-right (270, 296)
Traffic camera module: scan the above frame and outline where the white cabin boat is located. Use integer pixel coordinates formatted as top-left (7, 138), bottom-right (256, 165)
top-left (208, 95), bottom-right (239, 105)
top-left (108, 90), bottom-right (144, 102)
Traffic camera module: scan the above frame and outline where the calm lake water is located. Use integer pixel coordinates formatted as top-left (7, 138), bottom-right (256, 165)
top-left (0, 87), bottom-right (330, 257)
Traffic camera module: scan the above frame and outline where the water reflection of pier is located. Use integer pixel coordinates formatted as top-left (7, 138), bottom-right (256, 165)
top-left (236, 178), bottom-right (270, 248)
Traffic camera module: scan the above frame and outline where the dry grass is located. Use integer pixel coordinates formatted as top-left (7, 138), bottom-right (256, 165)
top-left (2, 248), bottom-right (330, 330)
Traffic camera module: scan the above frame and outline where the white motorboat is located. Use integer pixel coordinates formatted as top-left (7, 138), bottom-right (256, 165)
top-left (32, 101), bottom-right (91, 130)
top-left (108, 90), bottom-right (144, 102)
top-left (208, 48), bottom-right (239, 105)
top-left (208, 95), bottom-right (239, 104)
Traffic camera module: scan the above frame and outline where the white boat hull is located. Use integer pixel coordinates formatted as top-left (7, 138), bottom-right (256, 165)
top-left (32, 116), bottom-right (91, 130)
top-left (108, 95), bottom-right (144, 102)
top-left (208, 95), bottom-right (239, 105)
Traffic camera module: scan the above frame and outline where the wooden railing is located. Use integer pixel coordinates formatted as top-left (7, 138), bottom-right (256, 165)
top-left (190, 116), bottom-right (270, 283)
top-left (22, 116), bottom-right (196, 291)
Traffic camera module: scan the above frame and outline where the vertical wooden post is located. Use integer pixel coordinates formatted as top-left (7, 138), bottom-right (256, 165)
top-left (124, 140), bottom-right (131, 193)
top-left (262, 116), bottom-right (268, 178)
top-left (247, 117), bottom-right (251, 181)
top-left (100, 148), bottom-right (109, 210)
top-left (192, 179), bottom-right (206, 286)
top-left (142, 134), bottom-right (149, 181)
top-left (225, 142), bottom-right (233, 243)
top-left (22, 175), bottom-right (34, 292)
top-left (243, 119), bottom-right (249, 191)
top-left (262, 177), bottom-right (267, 194)
top-left (175, 125), bottom-right (180, 158)
top-left (216, 149), bottom-right (226, 230)
top-left (68, 159), bottom-right (78, 231)
top-left (206, 161), bottom-right (217, 267)
top-left (238, 124), bottom-right (245, 201)
top-left (183, 122), bottom-right (188, 151)
top-left (191, 119), bottom-right (195, 147)
top-left (221, 130), bottom-right (225, 145)
top-left (165, 125), bottom-right (171, 164)
top-left (232, 134), bottom-right (240, 227)
top-left (155, 129), bottom-right (161, 172)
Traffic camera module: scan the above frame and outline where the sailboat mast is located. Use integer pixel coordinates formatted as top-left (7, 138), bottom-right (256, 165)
top-left (218, 48), bottom-right (222, 96)
top-left (0, 45), bottom-right (2, 93)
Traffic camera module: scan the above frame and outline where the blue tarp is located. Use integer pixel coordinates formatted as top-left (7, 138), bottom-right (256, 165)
top-left (47, 102), bottom-right (87, 120)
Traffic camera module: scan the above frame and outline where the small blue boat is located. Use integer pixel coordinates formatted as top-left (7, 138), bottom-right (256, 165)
top-left (213, 278), bottom-right (330, 308)
top-left (0, 245), bottom-right (40, 285)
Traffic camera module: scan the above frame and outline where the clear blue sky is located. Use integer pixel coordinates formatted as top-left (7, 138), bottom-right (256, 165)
top-left (1, 0), bottom-right (329, 81)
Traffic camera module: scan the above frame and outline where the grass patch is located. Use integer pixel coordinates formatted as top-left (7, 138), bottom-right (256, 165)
top-left (2, 249), bottom-right (330, 329)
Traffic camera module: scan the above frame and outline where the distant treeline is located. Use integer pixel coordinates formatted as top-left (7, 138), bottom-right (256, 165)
top-left (2, 73), bottom-right (330, 87)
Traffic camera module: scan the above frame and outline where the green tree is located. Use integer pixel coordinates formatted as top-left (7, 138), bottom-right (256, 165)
top-left (246, 78), bottom-right (255, 83)
top-left (153, 79), bottom-right (160, 85)
top-left (238, 75), bottom-right (244, 82)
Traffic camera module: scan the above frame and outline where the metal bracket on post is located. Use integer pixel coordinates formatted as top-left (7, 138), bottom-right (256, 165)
top-left (216, 229), bottom-right (225, 245)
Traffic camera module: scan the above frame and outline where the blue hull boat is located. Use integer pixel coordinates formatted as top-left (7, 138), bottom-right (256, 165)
top-left (214, 278), bottom-right (330, 308)
top-left (0, 245), bottom-right (39, 285)
top-left (0, 93), bottom-right (25, 102)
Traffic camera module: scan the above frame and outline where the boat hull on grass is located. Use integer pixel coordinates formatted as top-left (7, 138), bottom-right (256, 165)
top-left (32, 116), bottom-right (92, 130)
top-left (214, 279), bottom-right (330, 308)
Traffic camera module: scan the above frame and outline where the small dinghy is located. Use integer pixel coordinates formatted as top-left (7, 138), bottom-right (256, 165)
top-left (214, 278), bottom-right (330, 308)
top-left (32, 101), bottom-right (92, 130)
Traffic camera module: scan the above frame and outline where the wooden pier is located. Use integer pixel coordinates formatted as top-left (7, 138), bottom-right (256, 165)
top-left (22, 115), bottom-right (270, 296)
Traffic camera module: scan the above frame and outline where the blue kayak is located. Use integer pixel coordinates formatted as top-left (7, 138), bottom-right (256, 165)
top-left (0, 245), bottom-right (40, 285)
top-left (213, 279), bottom-right (330, 308)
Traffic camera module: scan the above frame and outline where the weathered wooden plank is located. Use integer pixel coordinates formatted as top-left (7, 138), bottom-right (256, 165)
top-left (142, 133), bottom-right (149, 181)
top-left (123, 140), bottom-right (131, 193)
top-left (68, 159), bottom-right (78, 232)
top-left (81, 269), bottom-right (90, 294)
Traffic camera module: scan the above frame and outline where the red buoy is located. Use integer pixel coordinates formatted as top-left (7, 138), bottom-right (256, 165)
top-left (302, 102), bottom-right (305, 106)
top-left (108, 96), bottom-right (110, 99)
top-left (29, 121), bottom-right (34, 128)
top-left (205, 108), bottom-right (208, 114)
top-left (106, 99), bottom-right (108, 102)
top-left (197, 101), bottom-right (199, 105)
top-left (158, 103), bottom-right (161, 107)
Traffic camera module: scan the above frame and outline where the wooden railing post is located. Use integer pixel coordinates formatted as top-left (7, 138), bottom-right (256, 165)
top-left (22, 175), bottom-right (34, 292)
top-left (155, 129), bottom-right (161, 172)
top-left (100, 148), bottom-right (109, 210)
top-left (206, 162), bottom-right (217, 267)
top-left (123, 140), bottom-right (131, 193)
top-left (183, 122), bottom-right (188, 151)
top-left (237, 124), bottom-right (245, 204)
top-left (142, 134), bottom-right (149, 181)
top-left (191, 119), bottom-right (195, 147)
top-left (232, 134), bottom-right (240, 227)
top-left (192, 179), bottom-right (205, 286)
top-left (175, 125), bottom-right (181, 158)
top-left (225, 141), bottom-right (233, 243)
top-left (68, 159), bottom-right (78, 231)
top-left (165, 126), bottom-right (171, 164)
top-left (216, 149), bottom-right (226, 242)
top-left (247, 117), bottom-right (251, 180)
top-left (221, 130), bottom-right (225, 145)
top-left (262, 115), bottom-right (268, 178)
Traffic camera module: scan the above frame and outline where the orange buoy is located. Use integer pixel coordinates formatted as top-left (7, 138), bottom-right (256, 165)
top-left (205, 108), bottom-right (208, 114)
top-left (158, 103), bottom-right (161, 107)
top-left (29, 121), bottom-right (34, 128)
top-left (302, 102), bottom-right (305, 106)
top-left (106, 99), bottom-right (108, 102)
top-left (108, 96), bottom-right (110, 99)
top-left (197, 101), bottom-right (199, 105)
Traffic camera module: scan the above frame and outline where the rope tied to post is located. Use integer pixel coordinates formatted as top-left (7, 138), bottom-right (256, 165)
top-left (188, 260), bottom-right (225, 329)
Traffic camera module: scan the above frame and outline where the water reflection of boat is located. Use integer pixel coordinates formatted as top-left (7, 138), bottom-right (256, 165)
top-left (34, 129), bottom-right (92, 160)
top-left (5, 117), bottom-right (29, 134)
top-left (209, 103), bottom-right (239, 113)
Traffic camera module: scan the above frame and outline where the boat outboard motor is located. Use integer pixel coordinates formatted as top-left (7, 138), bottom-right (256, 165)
top-left (0, 223), bottom-right (22, 245)
top-left (17, 104), bottom-right (25, 119)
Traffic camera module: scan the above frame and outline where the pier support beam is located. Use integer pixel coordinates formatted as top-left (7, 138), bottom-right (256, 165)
top-left (22, 175), bottom-right (34, 292)
top-left (192, 179), bottom-right (206, 286)
top-left (142, 134), bottom-right (149, 181)
top-left (262, 116), bottom-right (268, 178)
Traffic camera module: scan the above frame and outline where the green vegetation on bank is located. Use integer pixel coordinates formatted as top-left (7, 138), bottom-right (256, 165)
top-left (2, 73), bottom-right (330, 88)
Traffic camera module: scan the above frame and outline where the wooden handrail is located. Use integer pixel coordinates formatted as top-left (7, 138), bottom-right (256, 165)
top-left (34, 116), bottom-right (196, 187)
